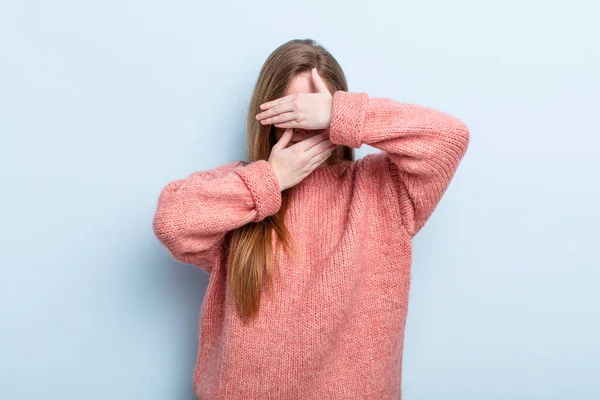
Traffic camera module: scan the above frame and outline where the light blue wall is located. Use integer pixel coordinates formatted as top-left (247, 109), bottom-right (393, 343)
top-left (1, 1), bottom-right (598, 399)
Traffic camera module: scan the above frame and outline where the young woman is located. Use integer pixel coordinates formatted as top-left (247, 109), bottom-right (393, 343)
top-left (153, 38), bottom-right (470, 399)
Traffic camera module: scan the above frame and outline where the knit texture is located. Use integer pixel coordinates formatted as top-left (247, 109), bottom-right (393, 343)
top-left (152, 90), bottom-right (470, 399)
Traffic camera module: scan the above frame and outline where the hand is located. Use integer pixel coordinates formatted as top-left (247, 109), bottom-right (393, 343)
top-left (268, 128), bottom-right (337, 191)
top-left (255, 68), bottom-right (333, 131)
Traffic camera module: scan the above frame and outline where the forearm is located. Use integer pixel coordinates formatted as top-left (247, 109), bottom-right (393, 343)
top-left (328, 90), bottom-right (470, 234)
top-left (152, 159), bottom-right (282, 263)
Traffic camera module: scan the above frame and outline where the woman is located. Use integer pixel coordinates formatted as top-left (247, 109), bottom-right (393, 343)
top-left (153, 38), bottom-right (470, 399)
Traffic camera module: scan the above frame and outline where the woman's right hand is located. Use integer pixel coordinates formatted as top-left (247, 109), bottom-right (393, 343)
top-left (268, 128), bottom-right (338, 191)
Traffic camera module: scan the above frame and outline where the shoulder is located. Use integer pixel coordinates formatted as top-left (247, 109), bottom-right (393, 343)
top-left (353, 152), bottom-right (393, 182)
top-left (330, 152), bottom-right (391, 185)
top-left (350, 152), bottom-right (400, 208)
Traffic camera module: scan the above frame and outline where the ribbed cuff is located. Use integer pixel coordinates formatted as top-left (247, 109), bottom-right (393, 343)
top-left (234, 159), bottom-right (282, 222)
top-left (328, 91), bottom-right (369, 149)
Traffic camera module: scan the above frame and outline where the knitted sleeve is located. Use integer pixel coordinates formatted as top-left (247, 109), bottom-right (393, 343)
top-left (152, 159), bottom-right (282, 273)
top-left (328, 90), bottom-right (470, 236)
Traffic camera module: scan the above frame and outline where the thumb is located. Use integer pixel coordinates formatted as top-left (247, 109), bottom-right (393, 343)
top-left (272, 128), bottom-right (294, 151)
top-left (311, 68), bottom-right (329, 94)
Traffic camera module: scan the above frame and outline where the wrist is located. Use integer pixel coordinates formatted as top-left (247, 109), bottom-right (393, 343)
top-left (267, 160), bottom-right (285, 192)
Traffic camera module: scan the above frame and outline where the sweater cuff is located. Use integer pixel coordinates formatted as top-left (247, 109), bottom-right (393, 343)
top-left (328, 91), bottom-right (369, 149)
top-left (234, 159), bottom-right (282, 222)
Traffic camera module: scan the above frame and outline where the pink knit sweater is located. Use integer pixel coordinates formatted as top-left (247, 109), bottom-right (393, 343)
top-left (152, 90), bottom-right (470, 399)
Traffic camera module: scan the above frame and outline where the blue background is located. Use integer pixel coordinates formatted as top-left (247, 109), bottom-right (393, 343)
top-left (1, 0), bottom-right (598, 398)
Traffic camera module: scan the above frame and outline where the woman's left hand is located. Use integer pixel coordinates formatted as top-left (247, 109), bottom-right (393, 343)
top-left (255, 68), bottom-right (333, 130)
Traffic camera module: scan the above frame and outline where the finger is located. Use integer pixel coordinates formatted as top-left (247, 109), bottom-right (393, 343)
top-left (311, 68), bottom-right (329, 94)
top-left (255, 102), bottom-right (294, 121)
top-left (272, 128), bottom-right (294, 151)
top-left (289, 133), bottom-right (329, 151)
top-left (274, 120), bottom-right (302, 129)
top-left (306, 139), bottom-right (334, 159)
top-left (261, 111), bottom-right (298, 126)
top-left (308, 144), bottom-right (336, 169)
top-left (259, 93), bottom-right (296, 110)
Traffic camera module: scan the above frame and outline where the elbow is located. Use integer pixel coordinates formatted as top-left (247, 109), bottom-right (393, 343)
top-left (454, 116), bottom-right (470, 143)
top-left (151, 180), bottom-right (217, 267)
top-left (152, 207), bottom-right (215, 264)
top-left (153, 209), bottom-right (179, 252)
top-left (449, 118), bottom-right (470, 157)
top-left (152, 208), bottom-right (191, 258)
top-left (152, 182), bottom-right (191, 257)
